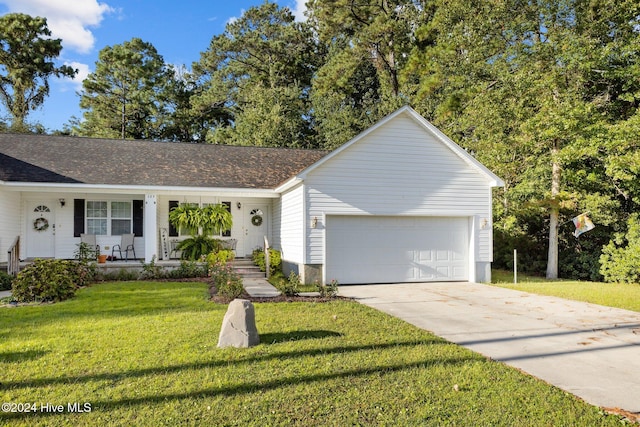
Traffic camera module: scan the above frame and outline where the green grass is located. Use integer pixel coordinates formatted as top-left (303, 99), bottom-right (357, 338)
top-left (0, 281), bottom-right (628, 426)
top-left (492, 269), bottom-right (640, 312)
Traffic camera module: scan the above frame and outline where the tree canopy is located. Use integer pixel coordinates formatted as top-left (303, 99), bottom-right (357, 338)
top-left (192, 2), bottom-right (321, 147)
top-left (9, 1), bottom-right (640, 280)
top-left (0, 13), bottom-right (76, 132)
top-left (76, 37), bottom-right (174, 140)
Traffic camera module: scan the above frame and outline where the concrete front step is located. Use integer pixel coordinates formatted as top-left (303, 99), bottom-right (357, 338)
top-left (232, 259), bottom-right (266, 279)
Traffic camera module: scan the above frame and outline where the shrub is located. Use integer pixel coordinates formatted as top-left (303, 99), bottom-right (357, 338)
top-left (210, 262), bottom-right (244, 300)
top-left (276, 271), bottom-right (300, 296)
top-left (0, 271), bottom-right (13, 291)
top-left (139, 256), bottom-right (167, 279)
top-left (600, 214), bottom-right (640, 283)
top-left (12, 259), bottom-right (85, 302)
top-left (167, 260), bottom-right (208, 279)
top-left (317, 279), bottom-right (339, 298)
top-left (176, 236), bottom-right (222, 261)
top-left (252, 248), bottom-right (282, 276)
top-left (99, 268), bottom-right (138, 282)
top-left (206, 249), bottom-right (235, 266)
top-left (74, 242), bottom-right (97, 261)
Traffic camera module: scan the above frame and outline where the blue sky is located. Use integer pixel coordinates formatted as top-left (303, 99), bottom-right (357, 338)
top-left (0, 0), bottom-right (306, 132)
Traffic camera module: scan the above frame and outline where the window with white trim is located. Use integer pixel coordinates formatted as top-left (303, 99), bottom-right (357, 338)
top-left (111, 201), bottom-right (132, 235)
top-left (87, 201), bottom-right (107, 235)
top-left (86, 201), bottom-right (132, 236)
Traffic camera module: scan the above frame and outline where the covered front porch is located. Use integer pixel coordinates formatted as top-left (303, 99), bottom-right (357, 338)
top-left (2, 185), bottom-right (278, 271)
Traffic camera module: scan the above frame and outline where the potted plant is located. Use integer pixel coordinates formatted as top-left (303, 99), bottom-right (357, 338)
top-left (169, 204), bottom-right (233, 260)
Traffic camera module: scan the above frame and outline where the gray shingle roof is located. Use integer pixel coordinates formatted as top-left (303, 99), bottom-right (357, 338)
top-left (0, 134), bottom-right (328, 189)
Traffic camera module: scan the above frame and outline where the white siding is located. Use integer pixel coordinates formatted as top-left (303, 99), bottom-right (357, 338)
top-left (304, 114), bottom-right (494, 265)
top-left (0, 189), bottom-right (21, 263)
top-left (276, 184), bottom-right (305, 264)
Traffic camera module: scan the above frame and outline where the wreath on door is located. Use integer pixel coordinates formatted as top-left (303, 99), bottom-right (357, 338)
top-left (250, 208), bottom-right (263, 227)
top-left (251, 214), bottom-right (263, 227)
top-left (33, 217), bottom-right (49, 232)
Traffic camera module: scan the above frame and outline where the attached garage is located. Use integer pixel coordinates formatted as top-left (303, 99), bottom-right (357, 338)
top-left (325, 215), bottom-right (469, 284)
top-left (274, 106), bottom-right (504, 284)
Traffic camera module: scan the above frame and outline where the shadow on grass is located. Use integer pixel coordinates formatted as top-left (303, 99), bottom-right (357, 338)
top-left (0, 349), bottom-right (49, 363)
top-left (1, 352), bottom-right (477, 421)
top-left (2, 339), bottom-right (453, 391)
top-left (260, 330), bottom-right (342, 343)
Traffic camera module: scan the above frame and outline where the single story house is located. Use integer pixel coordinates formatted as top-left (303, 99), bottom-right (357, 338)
top-left (0, 106), bottom-right (503, 284)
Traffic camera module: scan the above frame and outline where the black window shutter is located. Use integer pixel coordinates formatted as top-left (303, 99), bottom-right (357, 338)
top-left (168, 201), bottom-right (179, 236)
top-left (73, 199), bottom-right (85, 237)
top-left (133, 200), bottom-right (144, 237)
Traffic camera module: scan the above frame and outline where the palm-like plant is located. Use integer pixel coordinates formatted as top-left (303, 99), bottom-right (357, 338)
top-left (169, 204), bottom-right (233, 260)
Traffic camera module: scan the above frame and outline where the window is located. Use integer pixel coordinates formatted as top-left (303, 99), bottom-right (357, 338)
top-left (86, 201), bottom-right (132, 236)
top-left (87, 201), bottom-right (107, 235)
top-left (111, 201), bottom-right (132, 235)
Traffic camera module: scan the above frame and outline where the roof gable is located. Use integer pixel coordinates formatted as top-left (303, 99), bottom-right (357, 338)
top-left (0, 134), bottom-right (328, 189)
top-left (288, 106), bottom-right (504, 188)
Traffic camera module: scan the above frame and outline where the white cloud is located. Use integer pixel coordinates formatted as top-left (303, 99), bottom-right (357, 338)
top-left (225, 9), bottom-right (244, 27)
top-left (290, 0), bottom-right (307, 22)
top-left (0, 0), bottom-right (113, 53)
top-left (59, 61), bottom-right (91, 91)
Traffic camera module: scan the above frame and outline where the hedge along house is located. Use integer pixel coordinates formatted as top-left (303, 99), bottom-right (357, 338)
top-left (0, 106), bottom-right (503, 284)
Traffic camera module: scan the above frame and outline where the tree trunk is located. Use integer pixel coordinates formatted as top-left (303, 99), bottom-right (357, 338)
top-left (546, 142), bottom-right (561, 279)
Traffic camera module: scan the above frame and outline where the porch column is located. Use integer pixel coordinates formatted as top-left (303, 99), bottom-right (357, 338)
top-left (144, 194), bottom-right (158, 262)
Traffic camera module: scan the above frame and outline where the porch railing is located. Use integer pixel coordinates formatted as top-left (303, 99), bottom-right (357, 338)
top-left (7, 235), bottom-right (20, 276)
top-left (263, 235), bottom-right (270, 280)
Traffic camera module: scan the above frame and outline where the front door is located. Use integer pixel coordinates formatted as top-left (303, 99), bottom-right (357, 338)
top-left (243, 205), bottom-right (268, 257)
top-left (27, 202), bottom-right (55, 258)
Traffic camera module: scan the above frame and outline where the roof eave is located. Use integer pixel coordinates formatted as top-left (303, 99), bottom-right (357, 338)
top-left (0, 181), bottom-right (282, 197)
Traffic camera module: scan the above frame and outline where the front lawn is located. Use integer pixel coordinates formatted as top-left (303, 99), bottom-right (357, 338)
top-left (0, 282), bottom-right (627, 426)
top-left (492, 269), bottom-right (640, 312)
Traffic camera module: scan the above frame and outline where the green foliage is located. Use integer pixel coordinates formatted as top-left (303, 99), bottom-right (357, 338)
top-left (205, 249), bottom-right (235, 266)
top-left (0, 270), bottom-right (13, 291)
top-left (275, 271), bottom-right (300, 296)
top-left (98, 268), bottom-right (139, 282)
top-left (169, 204), bottom-right (232, 237)
top-left (316, 279), bottom-right (339, 298)
top-left (139, 256), bottom-right (167, 280)
top-left (0, 13), bottom-right (76, 131)
top-left (175, 236), bottom-right (220, 261)
top-left (12, 259), bottom-right (91, 302)
top-left (252, 248), bottom-right (282, 276)
top-left (209, 262), bottom-right (243, 300)
top-left (168, 260), bottom-right (208, 279)
top-left (76, 37), bottom-right (174, 139)
top-left (74, 242), bottom-right (98, 261)
top-left (193, 2), bottom-right (321, 147)
top-left (168, 204), bottom-right (231, 261)
top-left (307, 0), bottom-right (418, 149)
top-left (600, 214), bottom-right (640, 283)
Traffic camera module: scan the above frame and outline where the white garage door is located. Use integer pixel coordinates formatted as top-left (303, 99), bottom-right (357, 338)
top-left (325, 216), bottom-right (469, 284)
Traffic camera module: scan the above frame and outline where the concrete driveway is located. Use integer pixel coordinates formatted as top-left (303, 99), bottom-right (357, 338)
top-left (338, 282), bottom-right (640, 416)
